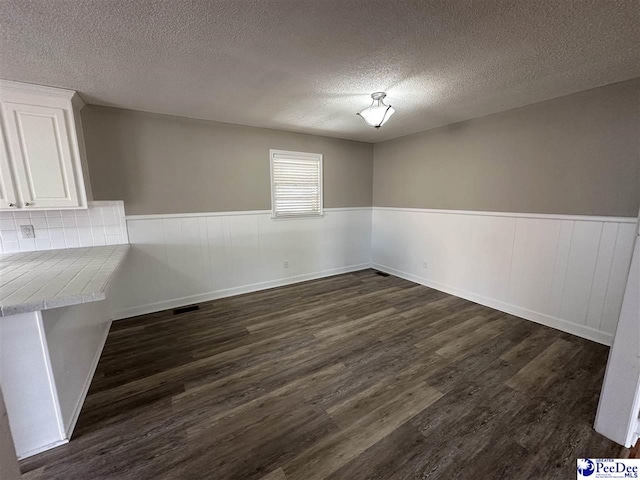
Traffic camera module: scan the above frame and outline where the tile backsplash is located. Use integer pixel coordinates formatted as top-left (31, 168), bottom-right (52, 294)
top-left (0, 201), bottom-right (128, 253)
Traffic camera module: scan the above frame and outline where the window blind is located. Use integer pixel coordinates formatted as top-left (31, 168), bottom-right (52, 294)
top-left (270, 150), bottom-right (323, 218)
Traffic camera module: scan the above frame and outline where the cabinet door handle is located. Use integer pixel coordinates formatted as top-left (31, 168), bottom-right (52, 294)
top-left (24, 202), bottom-right (33, 207)
top-left (8, 202), bottom-right (16, 207)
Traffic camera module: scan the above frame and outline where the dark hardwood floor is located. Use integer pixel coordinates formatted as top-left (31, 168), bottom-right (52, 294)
top-left (20, 270), bottom-right (620, 479)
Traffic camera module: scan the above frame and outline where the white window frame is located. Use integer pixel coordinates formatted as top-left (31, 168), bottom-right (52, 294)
top-left (270, 149), bottom-right (323, 219)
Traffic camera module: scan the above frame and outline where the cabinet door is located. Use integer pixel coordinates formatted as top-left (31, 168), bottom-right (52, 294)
top-left (0, 125), bottom-right (18, 210)
top-left (2, 102), bottom-right (82, 209)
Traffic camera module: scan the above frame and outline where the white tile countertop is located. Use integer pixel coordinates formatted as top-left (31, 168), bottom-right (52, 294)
top-left (0, 245), bottom-right (129, 316)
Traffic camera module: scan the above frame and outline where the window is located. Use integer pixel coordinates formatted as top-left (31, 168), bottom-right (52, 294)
top-left (270, 149), bottom-right (323, 218)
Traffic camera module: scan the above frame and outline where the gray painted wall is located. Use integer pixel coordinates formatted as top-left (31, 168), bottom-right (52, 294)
top-left (373, 79), bottom-right (640, 217)
top-left (82, 107), bottom-right (373, 215)
top-left (83, 79), bottom-right (639, 218)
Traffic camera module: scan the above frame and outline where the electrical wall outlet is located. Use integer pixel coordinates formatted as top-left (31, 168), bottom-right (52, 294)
top-left (422, 261), bottom-right (428, 269)
top-left (20, 225), bottom-right (35, 239)
top-left (284, 260), bottom-right (289, 268)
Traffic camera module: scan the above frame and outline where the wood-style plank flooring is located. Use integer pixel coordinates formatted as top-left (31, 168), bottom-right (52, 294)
top-left (20, 270), bottom-right (620, 479)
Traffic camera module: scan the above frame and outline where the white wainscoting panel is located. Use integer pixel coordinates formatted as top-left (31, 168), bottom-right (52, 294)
top-left (372, 207), bottom-right (637, 345)
top-left (111, 208), bottom-right (372, 319)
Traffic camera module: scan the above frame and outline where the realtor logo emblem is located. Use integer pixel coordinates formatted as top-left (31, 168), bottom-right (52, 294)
top-left (577, 458), bottom-right (640, 479)
top-left (577, 459), bottom-right (595, 476)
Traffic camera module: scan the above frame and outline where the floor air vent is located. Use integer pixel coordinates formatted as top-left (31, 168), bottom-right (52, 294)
top-left (173, 305), bottom-right (200, 315)
top-left (375, 271), bottom-right (390, 277)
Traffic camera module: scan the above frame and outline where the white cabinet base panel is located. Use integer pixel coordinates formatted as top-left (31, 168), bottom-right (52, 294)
top-left (0, 301), bottom-right (111, 458)
top-left (0, 311), bottom-right (65, 458)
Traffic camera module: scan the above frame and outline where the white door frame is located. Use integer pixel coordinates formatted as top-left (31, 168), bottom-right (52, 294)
top-left (595, 209), bottom-right (640, 447)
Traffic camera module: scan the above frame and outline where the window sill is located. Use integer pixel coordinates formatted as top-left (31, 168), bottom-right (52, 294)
top-left (271, 213), bottom-right (325, 220)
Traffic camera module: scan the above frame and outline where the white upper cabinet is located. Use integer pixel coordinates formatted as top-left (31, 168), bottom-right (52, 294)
top-left (2, 102), bottom-right (81, 209)
top-left (0, 81), bottom-right (90, 210)
top-left (0, 127), bottom-right (18, 208)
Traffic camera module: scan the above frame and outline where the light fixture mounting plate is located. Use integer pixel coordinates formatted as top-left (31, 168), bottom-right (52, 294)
top-left (371, 92), bottom-right (387, 101)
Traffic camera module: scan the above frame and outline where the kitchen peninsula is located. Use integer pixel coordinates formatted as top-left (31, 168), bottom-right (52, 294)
top-left (0, 245), bottom-right (128, 458)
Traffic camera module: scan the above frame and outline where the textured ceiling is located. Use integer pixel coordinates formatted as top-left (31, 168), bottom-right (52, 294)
top-left (1, 0), bottom-right (639, 143)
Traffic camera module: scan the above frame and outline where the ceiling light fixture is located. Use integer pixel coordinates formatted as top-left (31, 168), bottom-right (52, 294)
top-left (357, 92), bottom-right (395, 128)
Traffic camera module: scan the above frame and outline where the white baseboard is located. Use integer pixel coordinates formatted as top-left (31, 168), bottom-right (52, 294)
top-left (64, 320), bottom-right (112, 439)
top-left (113, 264), bottom-right (372, 320)
top-left (114, 257), bottom-right (613, 345)
top-left (372, 263), bottom-right (613, 346)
